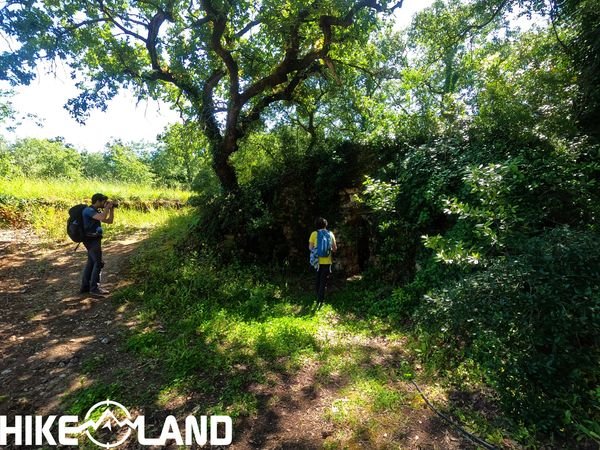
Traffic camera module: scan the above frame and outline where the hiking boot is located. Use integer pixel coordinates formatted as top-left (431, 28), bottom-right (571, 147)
top-left (79, 287), bottom-right (90, 294)
top-left (89, 287), bottom-right (109, 297)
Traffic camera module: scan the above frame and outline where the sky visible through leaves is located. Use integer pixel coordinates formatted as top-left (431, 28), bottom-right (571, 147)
top-left (1, 0), bottom-right (434, 152)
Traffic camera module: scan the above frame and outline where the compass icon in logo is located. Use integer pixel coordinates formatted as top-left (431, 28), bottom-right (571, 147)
top-left (84, 400), bottom-right (135, 449)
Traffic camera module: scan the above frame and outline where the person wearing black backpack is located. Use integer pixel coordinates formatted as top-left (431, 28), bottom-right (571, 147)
top-left (80, 193), bottom-right (115, 297)
top-left (308, 217), bottom-right (337, 308)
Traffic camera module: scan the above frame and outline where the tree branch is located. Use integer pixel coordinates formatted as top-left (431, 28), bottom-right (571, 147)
top-left (330, 58), bottom-right (379, 78)
top-left (200, 69), bottom-right (226, 142)
top-left (146, 10), bottom-right (167, 71)
top-left (458, 0), bottom-right (509, 40)
top-left (201, 0), bottom-right (240, 102)
top-left (234, 19), bottom-right (260, 38)
top-left (549, 0), bottom-right (574, 56)
top-left (241, 0), bottom-right (392, 104)
top-left (193, 16), bottom-right (211, 27)
top-left (65, 17), bottom-right (111, 32)
top-left (96, 0), bottom-right (147, 43)
top-left (238, 63), bottom-right (321, 137)
top-left (111, 11), bottom-right (149, 29)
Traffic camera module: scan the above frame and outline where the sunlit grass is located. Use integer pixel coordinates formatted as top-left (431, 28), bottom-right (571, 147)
top-left (29, 204), bottom-right (187, 242)
top-left (0, 177), bottom-right (190, 203)
top-left (0, 177), bottom-right (192, 240)
top-left (324, 377), bottom-right (409, 448)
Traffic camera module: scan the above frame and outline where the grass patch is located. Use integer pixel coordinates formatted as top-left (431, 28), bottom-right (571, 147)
top-left (80, 355), bottom-right (108, 375)
top-left (0, 177), bottom-right (191, 241)
top-left (0, 177), bottom-right (190, 203)
top-left (63, 382), bottom-right (126, 416)
top-left (325, 377), bottom-right (408, 443)
top-left (60, 382), bottom-right (135, 450)
top-left (313, 329), bottom-right (416, 448)
top-left (115, 211), bottom-right (416, 427)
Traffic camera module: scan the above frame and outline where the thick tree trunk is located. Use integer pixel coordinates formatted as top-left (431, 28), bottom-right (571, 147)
top-left (211, 141), bottom-right (239, 192)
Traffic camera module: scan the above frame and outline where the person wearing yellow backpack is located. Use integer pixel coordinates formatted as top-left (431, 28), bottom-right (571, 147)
top-left (308, 217), bottom-right (337, 308)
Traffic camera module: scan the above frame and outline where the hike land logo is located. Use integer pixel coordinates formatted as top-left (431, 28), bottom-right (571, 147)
top-left (0, 400), bottom-right (233, 448)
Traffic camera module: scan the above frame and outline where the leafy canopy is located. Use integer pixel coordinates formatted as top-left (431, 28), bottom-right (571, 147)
top-left (1, 0), bottom-right (404, 190)
top-left (1, 0), bottom-right (400, 123)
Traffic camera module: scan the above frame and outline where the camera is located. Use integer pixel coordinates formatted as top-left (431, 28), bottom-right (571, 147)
top-left (106, 200), bottom-right (119, 208)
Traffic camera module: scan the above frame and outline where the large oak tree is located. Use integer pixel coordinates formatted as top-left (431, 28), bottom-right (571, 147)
top-left (1, 0), bottom-right (404, 192)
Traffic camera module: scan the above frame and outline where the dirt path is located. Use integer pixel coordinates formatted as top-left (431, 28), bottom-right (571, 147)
top-left (0, 231), bottom-right (144, 417)
top-left (234, 354), bottom-right (473, 449)
top-left (0, 229), bottom-right (478, 449)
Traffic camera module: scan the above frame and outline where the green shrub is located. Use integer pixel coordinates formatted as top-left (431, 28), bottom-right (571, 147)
top-left (10, 138), bottom-right (82, 179)
top-left (359, 138), bottom-right (475, 281)
top-left (419, 227), bottom-right (600, 434)
top-left (359, 134), bottom-right (600, 438)
top-left (190, 140), bottom-right (374, 265)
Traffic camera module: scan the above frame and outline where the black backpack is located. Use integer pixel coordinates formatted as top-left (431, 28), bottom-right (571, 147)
top-left (67, 204), bottom-right (88, 243)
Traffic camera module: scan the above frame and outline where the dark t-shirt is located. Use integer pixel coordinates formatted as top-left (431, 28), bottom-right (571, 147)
top-left (82, 206), bottom-right (103, 238)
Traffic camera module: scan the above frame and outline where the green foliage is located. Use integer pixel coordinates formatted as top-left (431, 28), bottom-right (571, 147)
top-left (80, 151), bottom-right (106, 179)
top-left (154, 122), bottom-right (213, 189)
top-left (360, 131), bottom-right (600, 437)
top-left (359, 139), bottom-right (470, 281)
top-left (402, 136), bottom-right (600, 438)
top-left (9, 138), bottom-right (82, 179)
top-left (194, 139), bottom-right (373, 264)
top-left (1, 135), bottom-right (206, 188)
top-left (0, 143), bottom-right (19, 179)
top-left (0, 89), bottom-right (19, 132)
top-left (469, 30), bottom-right (578, 142)
top-left (100, 140), bottom-right (154, 184)
top-left (427, 139), bottom-right (600, 264)
top-left (530, 0), bottom-right (600, 138)
top-left (401, 1), bottom-right (579, 144)
top-left (419, 227), bottom-right (600, 433)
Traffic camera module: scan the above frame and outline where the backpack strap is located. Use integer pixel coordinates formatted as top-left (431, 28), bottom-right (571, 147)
top-left (82, 205), bottom-right (100, 236)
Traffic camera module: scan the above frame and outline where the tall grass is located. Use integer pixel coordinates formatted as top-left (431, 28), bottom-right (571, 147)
top-left (0, 177), bottom-right (192, 240)
top-left (30, 204), bottom-right (185, 241)
top-left (0, 177), bottom-right (191, 203)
